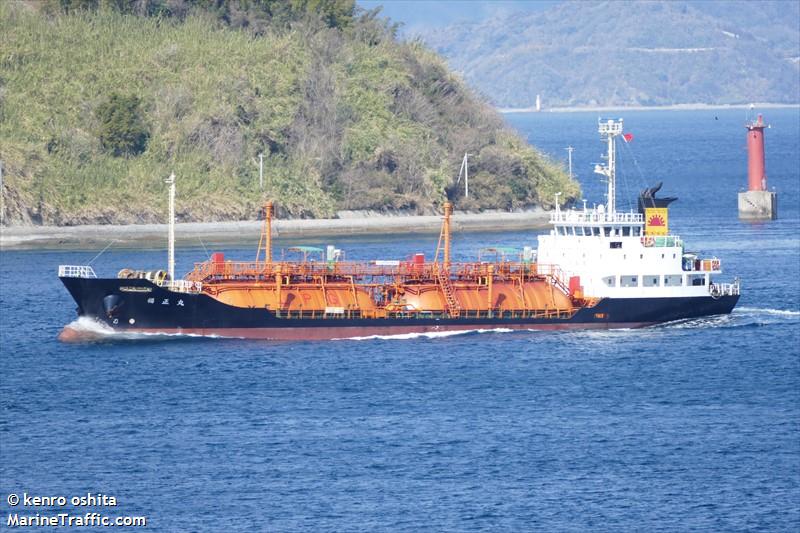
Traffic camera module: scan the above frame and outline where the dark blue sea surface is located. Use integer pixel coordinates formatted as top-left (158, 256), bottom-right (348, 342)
top-left (2, 108), bottom-right (799, 531)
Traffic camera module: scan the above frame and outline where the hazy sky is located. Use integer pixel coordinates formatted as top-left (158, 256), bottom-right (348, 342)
top-left (357, 0), bottom-right (560, 35)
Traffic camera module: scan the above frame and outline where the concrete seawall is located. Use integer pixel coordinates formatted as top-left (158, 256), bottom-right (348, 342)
top-left (1, 210), bottom-right (551, 250)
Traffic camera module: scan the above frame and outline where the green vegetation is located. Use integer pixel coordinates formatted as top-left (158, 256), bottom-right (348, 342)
top-left (95, 93), bottom-right (150, 157)
top-left (0, 1), bottom-right (578, 225)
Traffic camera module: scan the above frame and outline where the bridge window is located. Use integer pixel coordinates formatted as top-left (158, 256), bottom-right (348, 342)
top-left (622, 226), bottom-right (631, 236)
top-left (610, 242), bottom-right (622, 249)
top-left (633, 227), bottom-right (641, 236)
top-left (602, 276), bottom-right (616, 287)
top-left (664, 275), bottom-right (682, 286)
top-left (643, 275), bottom-right (660, 287)
top-left (604, 227), bottom-right (611, 237)
top-left (688, 274), bottom-right (706, 286)
top-left (621, 275), bottom-right (638, 287)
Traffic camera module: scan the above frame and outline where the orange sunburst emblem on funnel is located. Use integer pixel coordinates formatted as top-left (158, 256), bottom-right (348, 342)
top-left (644, 208), bottom-right (668, 235)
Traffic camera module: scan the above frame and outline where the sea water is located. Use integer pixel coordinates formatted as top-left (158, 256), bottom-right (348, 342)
top-left (1, 108), bottom-right (798, 531)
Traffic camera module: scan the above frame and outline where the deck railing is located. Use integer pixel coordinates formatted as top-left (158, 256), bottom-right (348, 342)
top-left (271, 307), bottom-right (577, 321)
top-left (58, 265), bottom-right (97, 278)
top-left (550, 210), bottom-right (644, 225)
top-left (709, 279), bottom-right (740, 297)
top-left (185, 260), bottom-right (571, 285)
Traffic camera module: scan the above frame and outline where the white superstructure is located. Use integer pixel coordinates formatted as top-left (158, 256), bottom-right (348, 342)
top-left (537, 119), bottom-right (739, 300)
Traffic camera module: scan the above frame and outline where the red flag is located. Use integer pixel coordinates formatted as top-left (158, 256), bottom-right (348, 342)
top-left (623, 133), bottom-right (634, 142)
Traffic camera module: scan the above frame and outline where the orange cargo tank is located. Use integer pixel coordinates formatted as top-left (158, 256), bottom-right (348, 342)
top-left (208, 283), bottom-right (377, 312)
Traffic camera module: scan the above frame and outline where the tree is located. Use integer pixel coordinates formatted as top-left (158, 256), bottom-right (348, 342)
top-left (291, 0), bottom-right (354, 29)
top-left (95, 93), bottom-right (149, 157)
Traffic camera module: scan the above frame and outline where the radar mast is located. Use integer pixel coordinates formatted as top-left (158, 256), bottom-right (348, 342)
top-left (594, 119), bottom-right (624, 215)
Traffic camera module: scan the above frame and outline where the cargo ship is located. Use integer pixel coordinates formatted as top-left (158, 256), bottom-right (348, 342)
top-left (58, 119), bottom-right (740, 341)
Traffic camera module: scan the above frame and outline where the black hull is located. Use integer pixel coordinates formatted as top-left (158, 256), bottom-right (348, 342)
top-left (60, 277), bottom-right (740, 340)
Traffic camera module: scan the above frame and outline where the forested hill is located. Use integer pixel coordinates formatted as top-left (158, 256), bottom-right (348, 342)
top-left (422, 0), bottom-right (800, 109)
top-left (0, 0), bottom-right (578, 226)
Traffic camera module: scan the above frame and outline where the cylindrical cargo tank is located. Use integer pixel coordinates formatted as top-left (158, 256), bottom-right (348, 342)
top-left (400, 285), bottom-right (446, 312)
top-left (210, 284), bottom-right (376, 312)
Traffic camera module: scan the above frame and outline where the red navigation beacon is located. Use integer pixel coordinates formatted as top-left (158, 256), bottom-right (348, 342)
top-left (746, 114), bottom-right (768, 191)
top-left (738, 112), bottom-right (777, 220)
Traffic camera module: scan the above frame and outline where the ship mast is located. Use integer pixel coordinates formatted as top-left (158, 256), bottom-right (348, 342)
top-left (594, 119), bottom-right (623, 215)
top-left (443, 201), bottom-right (452, 267)
top-left (256, 200), bottom-right (274, 265)
top-left (434, 201), bottom-right (453, 267)
top-left (165, 172), bottom-right (176, 282)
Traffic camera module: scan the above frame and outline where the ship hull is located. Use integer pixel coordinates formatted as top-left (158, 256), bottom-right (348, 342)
top-left (59, 277), bottom-right (739, 341)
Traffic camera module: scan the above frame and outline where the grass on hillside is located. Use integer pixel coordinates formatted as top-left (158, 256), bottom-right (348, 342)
top-left (0, 4), bottom-right (579, 225)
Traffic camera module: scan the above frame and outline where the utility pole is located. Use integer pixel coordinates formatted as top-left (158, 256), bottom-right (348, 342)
top-left (259, 153), bottom-right (263, 191)
top-left (465, 152), bottom-right (469, 198)
top-left (0, 160), bottom-right (4, 225)
top-left (565, 146), bottom-right (574, 179)
top-left (457, 152), bottom-right (472, 198)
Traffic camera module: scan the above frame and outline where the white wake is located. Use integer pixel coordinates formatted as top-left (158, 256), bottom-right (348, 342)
top-left (59, 317), bottom-right (227, 342)
top-left (736, 307), bottom-right (800, 317)
top-left (335, 328), bottom-right (516, 341)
